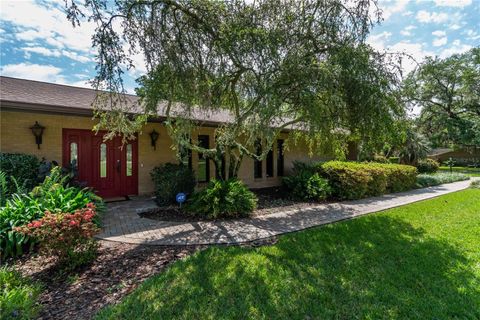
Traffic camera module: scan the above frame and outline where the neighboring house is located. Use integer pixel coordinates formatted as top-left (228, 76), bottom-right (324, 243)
top-left (0, 76), bottom-right (337, 199)
top-left (428, 147), bottom-right (480, 165)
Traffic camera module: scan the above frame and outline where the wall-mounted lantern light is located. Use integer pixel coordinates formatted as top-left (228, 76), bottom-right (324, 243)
top-left (149, 129), bottom-right (159, 150)
top-left (30, 121), bottom-right (45, 149)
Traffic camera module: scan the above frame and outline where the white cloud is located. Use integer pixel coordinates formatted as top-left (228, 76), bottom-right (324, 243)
top-left (388, 41), bottom-right (435, 74)
top-left (380, 0), bottom-right (409, 20)
top-left (433, 36), bottom-right (448, 46)
top-left (440, 41), bottom-right (472, 58)
top-left (416, 10), bottom-right (449, 23)
top-left (400, 30), bottom-right (411, 36)
top-left (449, 24), bottom-right (462, 30)
top-left (0, 63), bottom-right (64, 82)
top-left (432, 30), bottom-right (446, 37)
top-left (434, 0), bottom-right (472, 7)
top-left (366, 31), bottom-right (392, 51)
top-left (0, 0), bottom-right (95, 53)
top-left (20, 46), bottom-right (92, 63)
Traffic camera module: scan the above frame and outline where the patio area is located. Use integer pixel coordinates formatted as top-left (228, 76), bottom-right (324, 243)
top-left (96, 178), bottom-right (476, 246)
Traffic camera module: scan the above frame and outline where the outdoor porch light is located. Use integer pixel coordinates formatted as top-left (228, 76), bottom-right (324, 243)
top-left (30, 121), bottom-right (45, 149)
top-left (149, 129), bottom-right (159, 150)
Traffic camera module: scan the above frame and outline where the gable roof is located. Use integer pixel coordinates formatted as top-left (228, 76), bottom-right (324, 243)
top-left (0, 76), bottom-right (233, 125)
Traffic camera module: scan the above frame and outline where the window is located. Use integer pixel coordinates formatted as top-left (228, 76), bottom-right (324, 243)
top-left (126, 144), bottom-right (132, 177)
top-left (277, 139), bottom-right (284, 176)
top-left (266, 148), bottom-right (274, 177)
top-left (70, 142), bottom-right (78, 170)
top-left (100, 143), bottom-right (107, 178)
top-left (254, 139), bottom-right (262, 179)
top-left (198, 135), bottom-right (210, 182)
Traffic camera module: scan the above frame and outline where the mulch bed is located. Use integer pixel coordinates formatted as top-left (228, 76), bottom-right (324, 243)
top-left (11, 237), bottom-right (278, 320)
top-left (140, 187), bottom-right (321, 222)
top-left (11, 241), bottom-right (201, 320)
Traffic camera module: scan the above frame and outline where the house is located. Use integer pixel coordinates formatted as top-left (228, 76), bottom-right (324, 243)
top-left (0, 76), bottom-right (342, 199)
top-left (428, 147), bottom-right (480, 166)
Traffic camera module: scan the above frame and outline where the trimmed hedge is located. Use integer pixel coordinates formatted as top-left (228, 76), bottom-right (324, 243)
top-left (320, 161), bottom-right (417, 200)
top-left (416, 159), bottom-right (439, 174)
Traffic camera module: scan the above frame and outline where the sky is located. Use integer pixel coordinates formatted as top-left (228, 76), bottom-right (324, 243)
top-left (0, 0), bottom-right (479, 94)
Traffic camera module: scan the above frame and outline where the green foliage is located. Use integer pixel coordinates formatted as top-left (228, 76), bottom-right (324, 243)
top-left (96, 190), bottom-right (480, 320)
top-left (372, 155), bottom-right (389, 163)
top-left (416, 159), bottom-right (440, 174)
top-left (0, 267), bottom-right (42, 320)
top-left (150, 163), bottom-right (196, 206)
top-left (283, 162), bottom-right (331, 201)
top-left (416, 173), bottom-right (469, 188)
top-left (64, 0), bottom-right (404, 177)
top-left (403, 48), bottom-right (480, 148)
top-left (0, 153), bottom-right (41, 199)
top-left (320, 161), bottom-right (417, 200)
top-left (0, 167), bottom-right (104, 260)
top-left (470, 180), bottom-right (480, 189)
top-left (398, 124), bottom-right (431, 165)
top-left (186, 179), bottom-right (257, 219)
top-left (388, 157), bottom-right (400, 164)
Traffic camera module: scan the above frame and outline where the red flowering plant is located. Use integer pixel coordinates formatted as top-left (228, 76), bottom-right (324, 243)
top-left (15, 203), bottom-right (100, 268)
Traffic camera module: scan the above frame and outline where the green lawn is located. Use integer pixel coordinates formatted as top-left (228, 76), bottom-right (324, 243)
top-left (439, 166), bottom-right (480, 177)
top-left (97, 189), bottom-right (480, 320)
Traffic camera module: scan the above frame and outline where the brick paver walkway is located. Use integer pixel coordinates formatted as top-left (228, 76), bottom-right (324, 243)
top-left (97, 179), bottom-right (476, 245)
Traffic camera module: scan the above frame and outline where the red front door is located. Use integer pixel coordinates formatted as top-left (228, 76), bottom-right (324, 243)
top-left (62, 129), bottom-right (138, 198)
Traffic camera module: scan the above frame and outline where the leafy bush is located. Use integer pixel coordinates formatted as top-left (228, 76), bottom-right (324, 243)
top-left (0, 267), bottom-right (42, 320)
top-left (186, 179), bottom-right (257, 219)
top-left (372, 155), bottom-right (389, 163)
top-left (151, 163), bottom-right (196, 205)
top-left (283, 162), bottom-right (331, 201)
top-left (0, 153), bottom-right (41, 199)
top-left (416, 173), bottom-right (469, 188)
top-left (388, 157), bottom-right (400, 164)
top-left (416, 159), bottom-right (440, 174)
top-left (320, 161), bottom-right (417, 200)
top-left (470, 180), bottom-right (480, 189)
top-left (0, 167), bottom-right (104, 260)
top-left (15, 204), bottom-right (99, 270)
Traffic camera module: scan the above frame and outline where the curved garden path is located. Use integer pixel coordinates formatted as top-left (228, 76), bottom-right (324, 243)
top-left (97, 178), bottom-right (477, 245)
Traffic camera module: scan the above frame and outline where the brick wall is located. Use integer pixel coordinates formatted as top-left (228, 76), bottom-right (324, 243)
top-left (1, 109), bottom-right (329, 194)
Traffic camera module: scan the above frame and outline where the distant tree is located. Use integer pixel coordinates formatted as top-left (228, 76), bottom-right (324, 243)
top-left (403, 48), bottom-right (480, 148)
top-left (64, 0), bottom-right (405, 179)
top-left (398, 122), bottom-right (431, 165)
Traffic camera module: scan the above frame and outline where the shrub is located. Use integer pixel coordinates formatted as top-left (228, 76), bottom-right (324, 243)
top-left (0, 153), bottom-right (41, 198)
top-left (416, 159), bottom-right (439, 174)
top-left (388, 157), bottom-right (400, 164)
top-left (0, 167), bottom-right (104, 260)
top-left (186, 179), bottom-right (257, 219)
top-left (15, 204), bottom-right (99, 270)
top-left (283, 163), bottom-right (331, 201)
top-left (0, 267), bottom-right (42, 320)
top-left (151, 163), bottom-right (196, 205)
top-left (470, 180), bottom-right (480, 189)
top-left (416, 173), bottom-right (469, 188)
top-left (372, 155), bottom-right (389, 163)
top-left (320, 161), bottom-right (417, 200)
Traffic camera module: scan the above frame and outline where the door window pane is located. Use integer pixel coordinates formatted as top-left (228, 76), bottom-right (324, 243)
top-left (100, 143), bottom-right (107, 178)
top-left (70, 142), bottom-right (78, 170)
top-left (266, 148), bottom-right (274, 177)
top-left (126, 144), bottom-right (132, 177)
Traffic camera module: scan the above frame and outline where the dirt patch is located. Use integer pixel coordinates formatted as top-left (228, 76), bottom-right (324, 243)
top-left (141, 187), bottom-right (324, 222)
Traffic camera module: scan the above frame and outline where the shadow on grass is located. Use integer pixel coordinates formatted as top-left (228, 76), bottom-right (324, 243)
top-left (97, 215), bottom-right (480, 320)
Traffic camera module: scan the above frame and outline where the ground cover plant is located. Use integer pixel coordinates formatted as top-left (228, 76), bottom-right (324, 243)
top-left (0, 267), bottom-right (42, 320)
top-left (0, 167), bottom-right (103, 260)
top-left (96, 189), bottom-right (480, 319)
top-left (0, 153), bottom-right (41, 199)
top-left (283, 161), bottom-right (331, 201)
top-left (416, 172), bottom-right (469, 188)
